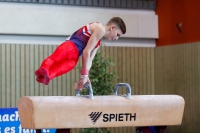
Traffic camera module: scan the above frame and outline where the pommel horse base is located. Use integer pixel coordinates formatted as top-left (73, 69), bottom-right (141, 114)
top-left (18, 83), bottom-right (185, 133)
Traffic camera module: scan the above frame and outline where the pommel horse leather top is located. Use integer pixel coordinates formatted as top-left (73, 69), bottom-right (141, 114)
top-left (18, 83), bottom-right (185, 129)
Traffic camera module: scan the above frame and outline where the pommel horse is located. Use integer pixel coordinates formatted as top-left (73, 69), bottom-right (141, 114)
top-left (18, 83), bottom-right (185, 133)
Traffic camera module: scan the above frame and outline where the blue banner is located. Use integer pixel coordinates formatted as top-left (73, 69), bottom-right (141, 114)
top-left (0, 108), bottom-right (56, 133)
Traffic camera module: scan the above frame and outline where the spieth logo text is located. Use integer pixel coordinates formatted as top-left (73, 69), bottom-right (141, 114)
top-left (88, 112), bottom-right (136, 124)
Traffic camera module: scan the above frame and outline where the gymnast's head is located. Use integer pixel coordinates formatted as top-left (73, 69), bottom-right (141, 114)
top-left (105, 17), bottom-right (126, 41)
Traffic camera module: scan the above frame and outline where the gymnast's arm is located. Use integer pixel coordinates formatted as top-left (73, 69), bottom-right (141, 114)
top-left (82, 25), bottom-right (104, 71)
top-left (75, 24), bottom-right (104, 90)
top-left (88, 47), bottom-right (99, 70)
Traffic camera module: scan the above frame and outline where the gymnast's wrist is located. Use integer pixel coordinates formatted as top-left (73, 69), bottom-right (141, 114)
top-left (80, 68), bottom-right (89, 75)
top-left (80, 68), bottom-right (89, 78)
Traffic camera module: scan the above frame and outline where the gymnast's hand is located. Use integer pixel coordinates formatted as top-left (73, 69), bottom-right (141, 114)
top-left (74, 77), bottom-right (91, 90)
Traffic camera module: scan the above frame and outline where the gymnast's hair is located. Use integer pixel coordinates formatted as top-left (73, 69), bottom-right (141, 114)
top-left (107, 17), bottom-right (126, 34)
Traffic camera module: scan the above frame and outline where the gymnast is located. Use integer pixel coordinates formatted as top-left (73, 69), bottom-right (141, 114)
top-left (35, 17), bottom-right (126, 90)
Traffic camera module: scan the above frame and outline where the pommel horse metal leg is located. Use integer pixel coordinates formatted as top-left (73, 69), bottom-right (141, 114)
top-left (55, 129), bottom-right (71, 133)
top-left (36, 129), bottom-right (42, 133)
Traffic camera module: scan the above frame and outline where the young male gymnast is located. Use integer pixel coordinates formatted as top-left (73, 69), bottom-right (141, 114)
top-left (35, 17), bottom-right (126, 90)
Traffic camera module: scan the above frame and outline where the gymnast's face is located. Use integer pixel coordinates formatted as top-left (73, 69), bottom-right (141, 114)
top-left (106, 25), bottom-right (122, 41)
